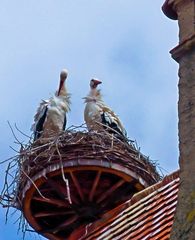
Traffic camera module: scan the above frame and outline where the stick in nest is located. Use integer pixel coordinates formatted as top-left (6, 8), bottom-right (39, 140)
top-left (56, 143), bottom-right (72, 204)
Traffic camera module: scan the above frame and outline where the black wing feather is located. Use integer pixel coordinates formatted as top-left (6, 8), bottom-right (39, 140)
top-left (63, 114), bottom-right (67, 131)
top-left (34, 106), bottom-right (48, 140)
top-left (101, 112), bottom-right (124, 137)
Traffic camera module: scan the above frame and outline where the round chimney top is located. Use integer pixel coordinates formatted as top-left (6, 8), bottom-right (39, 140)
top-left (162, 0), bottom-right (178, 20)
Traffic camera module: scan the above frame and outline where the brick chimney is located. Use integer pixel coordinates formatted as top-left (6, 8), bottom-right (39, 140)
top-left (162, 0), bottom-right (195, 239)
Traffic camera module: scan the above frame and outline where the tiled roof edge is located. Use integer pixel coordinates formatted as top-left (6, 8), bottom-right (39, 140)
top-left (129, 169), bottom-right (179, 205)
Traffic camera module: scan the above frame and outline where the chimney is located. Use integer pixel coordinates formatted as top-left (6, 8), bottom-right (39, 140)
top-left (162, 0), bottom-right (195, 239)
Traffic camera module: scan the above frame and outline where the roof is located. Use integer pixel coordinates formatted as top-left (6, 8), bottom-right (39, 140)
top-left (162, 0), bottom-right (178, 20)
top-left (69, 170), bottom-right (179, 240)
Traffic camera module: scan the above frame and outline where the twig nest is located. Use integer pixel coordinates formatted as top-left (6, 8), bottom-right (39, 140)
top-left (18, 130), bottom-right (161, 202)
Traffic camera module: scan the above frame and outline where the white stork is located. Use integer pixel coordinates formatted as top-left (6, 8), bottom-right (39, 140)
top-left (31, 69), bottom-right (71, 140)
top-left (83, 79), bottom-right (127, 139)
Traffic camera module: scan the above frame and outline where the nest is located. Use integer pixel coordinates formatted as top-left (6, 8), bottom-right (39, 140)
top-left (2, 127), bottom-right (161, 205)
top-left (0, 126), bottom-right (162, 238)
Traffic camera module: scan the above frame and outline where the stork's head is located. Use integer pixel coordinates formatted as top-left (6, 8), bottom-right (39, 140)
top-left (58, 69), bottom-right (68, 96)
top-left (90, 79), bottom-right (102, 89)
top-left (60, 69), bottom-right (68, 81)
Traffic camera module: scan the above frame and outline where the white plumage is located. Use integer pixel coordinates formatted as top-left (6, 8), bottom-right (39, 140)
top-left (31, 69), bottom-right (71, 140)
top-left (84, 79), bottom-right (127, 138)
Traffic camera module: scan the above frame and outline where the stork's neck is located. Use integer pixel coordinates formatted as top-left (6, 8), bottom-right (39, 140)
top-left (59, 85), bottom-right (68, 96)
top-left (51, 94), bottom-right (71, 112)
top-left (58, 87), bottom-right (71, 105)
top-left (84, 88), bottom-right (102, 103)
top-left (57, 79), bottom-right (68, 97)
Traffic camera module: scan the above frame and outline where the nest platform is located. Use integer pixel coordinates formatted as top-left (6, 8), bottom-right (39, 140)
top-left (16, 130), bottom-right (160, 240)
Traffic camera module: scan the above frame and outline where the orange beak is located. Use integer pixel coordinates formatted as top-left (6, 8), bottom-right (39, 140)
top-left (92, 79), bottom-right (102, 86)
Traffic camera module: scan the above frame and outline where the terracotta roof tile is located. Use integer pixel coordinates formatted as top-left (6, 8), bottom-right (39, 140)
top-left (70, 170), bottom-right (179, 240)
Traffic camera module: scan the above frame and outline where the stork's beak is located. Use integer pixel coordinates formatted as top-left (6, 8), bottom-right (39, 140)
top-left (92, 79), bottom-right (102, 85)
top-left (57, 79), bottom-right (64, 96)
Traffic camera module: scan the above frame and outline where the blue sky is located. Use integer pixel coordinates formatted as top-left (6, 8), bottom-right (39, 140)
top-left (0, 0), bottom-right (178, 239)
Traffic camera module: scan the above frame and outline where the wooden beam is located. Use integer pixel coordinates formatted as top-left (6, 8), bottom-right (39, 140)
top-left (100, 180), bottom-right (137, 210)
top-left (96, 179), bottom-right (125, 203)
top-left (34, 210), bottom-right (74, 218)
top-left (33, 196), bottom-right (69, 208)
top-left (89, 171), bottom-right (101, 201)
top-left (53, 215), bottom-right (78, 234)
top-left (70, 172), bottom-right (85, 201)
top-left (47, 178), bottom-right (68, 200)
top-left (47, 178), bottom-right (79, 204)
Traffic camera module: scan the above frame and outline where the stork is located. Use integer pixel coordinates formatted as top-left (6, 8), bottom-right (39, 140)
top-left (83, 79), bottom-right (127, 139)
top-left (31, 69), bottom-right (71, 140)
